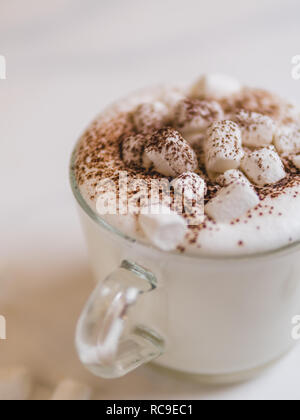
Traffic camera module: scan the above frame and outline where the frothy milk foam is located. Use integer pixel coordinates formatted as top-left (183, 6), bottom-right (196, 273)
top-left (73, 75), bottom-right (300, 377)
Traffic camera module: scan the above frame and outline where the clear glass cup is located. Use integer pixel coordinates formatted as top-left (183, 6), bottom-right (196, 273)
top-left (70, 147), bottom-right (300, 382)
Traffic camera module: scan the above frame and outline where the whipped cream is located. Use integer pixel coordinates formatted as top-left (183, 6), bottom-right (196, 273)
top-left (74, 77), bottom-right (300, 256)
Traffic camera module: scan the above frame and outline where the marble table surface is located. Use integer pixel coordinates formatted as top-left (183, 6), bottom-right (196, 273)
top-left (1, 0), bottom-right (300, 400)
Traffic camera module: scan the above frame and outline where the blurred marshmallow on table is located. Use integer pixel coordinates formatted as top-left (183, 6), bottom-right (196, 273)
top-left (0, 366), bottom-right (33, 401)
top-left (50, 379), bottom-right (92, 401)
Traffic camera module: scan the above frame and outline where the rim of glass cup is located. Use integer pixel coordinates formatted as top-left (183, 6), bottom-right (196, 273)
top-left (70, 143), bottom-right (300, 263)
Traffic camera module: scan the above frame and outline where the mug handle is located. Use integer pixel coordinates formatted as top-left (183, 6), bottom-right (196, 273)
top-left (75, 260), bottom-right (165, 378)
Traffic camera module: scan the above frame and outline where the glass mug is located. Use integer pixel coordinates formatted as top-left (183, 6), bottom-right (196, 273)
top-left (70, 150), bottom-right (300, 382)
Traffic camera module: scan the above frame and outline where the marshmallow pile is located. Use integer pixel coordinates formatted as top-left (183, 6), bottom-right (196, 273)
top-left (202, 116), bottom-right (286, 222)
top-left (117, 75), bottom-right (300, 249)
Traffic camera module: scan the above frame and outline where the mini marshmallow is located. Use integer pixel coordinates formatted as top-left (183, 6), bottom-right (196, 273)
top-left (205, 182), bottom-right (260, 223)
top-left (274, 124), bottom-right (300, 155)
top-left (235, 111), bottom-right (276, 147)
top-left (50, 379), bottom-right (92, 401)
top-left (139, 205), bottom-right (187, 251)
top-left (171, 172), bottom-right (207, 201)
top-left (284, 102), bottom-right (300, 122)
top-left (132, 101), bottom-right (169, 132)
top-left (216, 169), bottom-right (251, 187)
top-left (0, 366), bottom-right (32, 400)
top-left (143, 128), bottom-right (198, 177)
top-left (292, 154), bottom-right (300, 170)
top-left (122, 134), bottom-right (147, 166)
top-left (175, 99), bottom-right (224, 137)
top-left (159, 87), bottom-right (186, 113)
top-left (190, 74), bottom-right (241, 100)
top-left (205, 120), bottom-right (244, 173)
top-left (241, 147), bottom-right (286, 186)
top-left (171, 172), bottom-right (206, 225)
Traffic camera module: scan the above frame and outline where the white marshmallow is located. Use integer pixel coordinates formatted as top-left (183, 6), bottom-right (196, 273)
top-left (159, 87), bottom-right (186, 113)
top-left (235, 111), bottom-right (276, 147)
top-left (205, 182), bottom-right (260, 223)
top-left (241, 147), bottom-right (286, 186)
top-left (274, 124), bottom-right (300, 155)
top-left (205, 120), bottom-right (244, 173)
top-left (175, 99), bottom-right (224, 136)
top-left (171, 172), bottom-right (207, 201)
top-left (143, 128), bottom-right (198, 177)
top-left (139, 205), bottom-right (188, 251)
top-left (0, 366), bottom-right (32, 400)
top-left (285, 102), bottom-right (300, 121)
top-left (132, 101), bottom-right (169, 132)
top-left (216, 169), bottom-right (251, 187)
top-left (292, 154), bottom-right (300, 170)
top-left (191, 74), bottom-right (241, 100)
top-left (50, 379), bottom-right (92, 401)
top-left (171, 172), bottom-right (206, 225)
top-left (122, 134), bottom-right (147, 166)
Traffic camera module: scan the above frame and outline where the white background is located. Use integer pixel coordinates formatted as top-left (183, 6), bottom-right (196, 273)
top-left (0, 0), bottom-right (300, 400)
